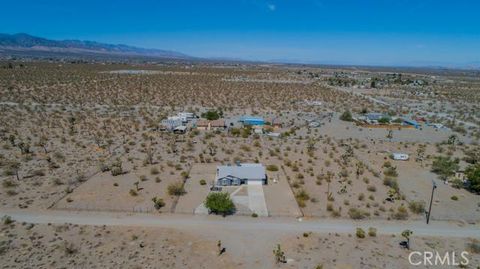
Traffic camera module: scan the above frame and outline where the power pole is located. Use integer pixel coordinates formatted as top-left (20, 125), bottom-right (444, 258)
top-left (426, 180), bottom-right (437, 224)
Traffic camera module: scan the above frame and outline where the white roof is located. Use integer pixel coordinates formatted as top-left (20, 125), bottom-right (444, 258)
top-left (217, 163), bottom-right (265, 180)
top-left (393, 153), bottom-right (409, 160)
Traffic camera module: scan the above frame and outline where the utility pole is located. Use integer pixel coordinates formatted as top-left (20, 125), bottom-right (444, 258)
top-left (426, 180), bottom-right (437, 224)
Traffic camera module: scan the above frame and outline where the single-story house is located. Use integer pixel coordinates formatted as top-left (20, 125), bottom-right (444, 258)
top-left (216, 163), bottom-right (267, 186)
top-left (196, 120), bottom-right (210, 130)
top-left (240, 116), bottom-right (265, 126)
top-left (392, 153), bottom-right (409, 161)
top-left (160, 117), bottom-right (184, 131)
top-left (210, 119), bottom-right (227, 130)
top-left (196, 119), bottom-right (226, 131)
top-left (266, 117), bottom-right (283, 128)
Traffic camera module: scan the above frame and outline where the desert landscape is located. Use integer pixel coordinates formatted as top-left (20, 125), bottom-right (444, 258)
top-left (0, 60), bottom-right (479, 268)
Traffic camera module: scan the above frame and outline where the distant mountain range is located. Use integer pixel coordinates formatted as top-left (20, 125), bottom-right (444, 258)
top-left (0, 33), bottom-right (192, 60)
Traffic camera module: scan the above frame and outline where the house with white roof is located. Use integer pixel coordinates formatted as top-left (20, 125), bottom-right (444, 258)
top-left (216, 163), bottom-right (267, 186)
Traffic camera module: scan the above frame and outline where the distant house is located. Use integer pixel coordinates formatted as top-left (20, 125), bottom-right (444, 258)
top-left (160, 117), bottom-right (183, 131)
top-left (216, 163), bottom-right (267, 186)
top-left (210, 119), bottom-right (227, 130)
top-left (196, 120), bottom-right (210, 131)
top-left (403, 119), bottom-right (421, 129)
top-left (253, 126), bottom-right (263, 134)
top-left (266, 117), bottom-right (283, 128)
top-left (392, 153), bottom-right (409, 161)
top-left (365, 113), bottom-right (384, 121)
top-left (196, 119), bottom-right (226, 131)
top-left (240, 116), bottom-right (265, 126)
top-left (178, 112), bottom-right (196, 123)
top-left (173, 125), bottom-right (187, 134)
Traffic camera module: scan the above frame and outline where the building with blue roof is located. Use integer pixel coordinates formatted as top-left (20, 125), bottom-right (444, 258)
top-left (239, 116), bottom-right (265, 126)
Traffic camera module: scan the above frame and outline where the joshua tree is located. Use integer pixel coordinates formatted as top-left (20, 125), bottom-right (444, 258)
top-left (8, 161), bottom-right (21, 180)
top-left (386, 130), bottom-right (393, 141)
top-left (217, 240), bottom-right (226, 256)
top-left (447, 135), bottom-right (458, 146)
top-left (401, 229), bottom-right (413, 249)
top-left (273, 244), bottom-right (286, 264)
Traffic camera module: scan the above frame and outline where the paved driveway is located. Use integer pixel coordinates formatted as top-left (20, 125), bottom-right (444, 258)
top-left (247, 182), bottom-right (268, 216)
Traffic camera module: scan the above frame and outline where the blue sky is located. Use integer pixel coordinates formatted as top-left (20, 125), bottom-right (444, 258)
top-left (1, 0), bottom-right (480, 67)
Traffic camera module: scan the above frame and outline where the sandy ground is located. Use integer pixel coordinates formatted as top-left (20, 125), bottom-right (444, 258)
top-left (1, 209), bottom-right (479, 269)
top-left (0, 221), bottom-right (235, 269)
top-left (175, 163), bottom-right (215, 214)
top-left (55, 162), bottom-right (183, 213)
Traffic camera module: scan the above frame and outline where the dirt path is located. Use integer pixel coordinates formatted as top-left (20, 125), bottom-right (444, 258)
top-left (1, 208), bottom-right (478, 238)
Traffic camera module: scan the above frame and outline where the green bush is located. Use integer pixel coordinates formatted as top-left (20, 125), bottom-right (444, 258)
top-left (356, 228), bottom-right (366, 238)
top-left (340, 110), bottom-right (353, 122)
top-left (205, 192), bottom-right (235, 216)
top-left (199, 179), bottom-right (207, 185)
top-left (368, 227), bottom-right (377, 237)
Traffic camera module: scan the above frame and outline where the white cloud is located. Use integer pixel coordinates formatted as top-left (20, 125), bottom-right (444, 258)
top-left (267, 4), bottom-right (276, 11)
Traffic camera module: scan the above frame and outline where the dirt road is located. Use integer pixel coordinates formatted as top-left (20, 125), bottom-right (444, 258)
top-left (1, 208), bottom-right (478, 238)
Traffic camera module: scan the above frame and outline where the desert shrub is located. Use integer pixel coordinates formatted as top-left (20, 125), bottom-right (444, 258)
top-left (167, 182), bottom-right (186, 196)
top-left (356, 228), bottom-right (366, 238)
top-left (152, 197), bottom-right (165, 209)
top-left (63, 241), bottom-right (77, 255)
top-left (384, 166), bottom-right (398, 177)
top-left (368, 227), bottom-right (377, 237)
top-left (150, 167), bottom-right (159, 175)
top-left (467, 240), bottom-right (480, 254)
top-left (348, 208), bottom-right (370, 220)
top-left (251, 213), bottom-right (258, 218)
top-left (358, 193), bottom-right (365, 201)
top-left (199, 179), bottom-right (207, 185)
top-left (266, 164), bottom-right (279, 172)
top-left (392, 205), bottom-right (409, 220)
top-left (295, 189), bottom-right (310, 201)
top-left (205, 192), bottom-right (235, 216)
top-left (33, 169), bottom-right (46, 177)
top-left (367, 185), bottom-right (376, 192)
top-left (2, 215), bottom-right (14, 225)
top-left (340, 110), bottom-right (353, 122)
top-left (408, 200), bottom-right (426, 214)
top-left (129, 189), bottom-right (138, 196)
top-left (451, 195), bottom-right (458, 201)
top-left (383, 177), bottom-right (399, 191)
top-left (465, 163), bottom-right (480, 193)
top-left (2, 179), bottom-right (17, 188)
top-left (111, 166), bottom-right (123, 176)
top-left (431, 156), bottom-right (459, 180)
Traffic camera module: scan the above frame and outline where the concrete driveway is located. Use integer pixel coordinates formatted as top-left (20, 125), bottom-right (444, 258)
top-left (247, 182), bottom-right (268, 216)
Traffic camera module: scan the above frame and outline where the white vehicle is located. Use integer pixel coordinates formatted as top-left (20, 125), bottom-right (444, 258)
top-left (392, 153), bottom-right (409, 161)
